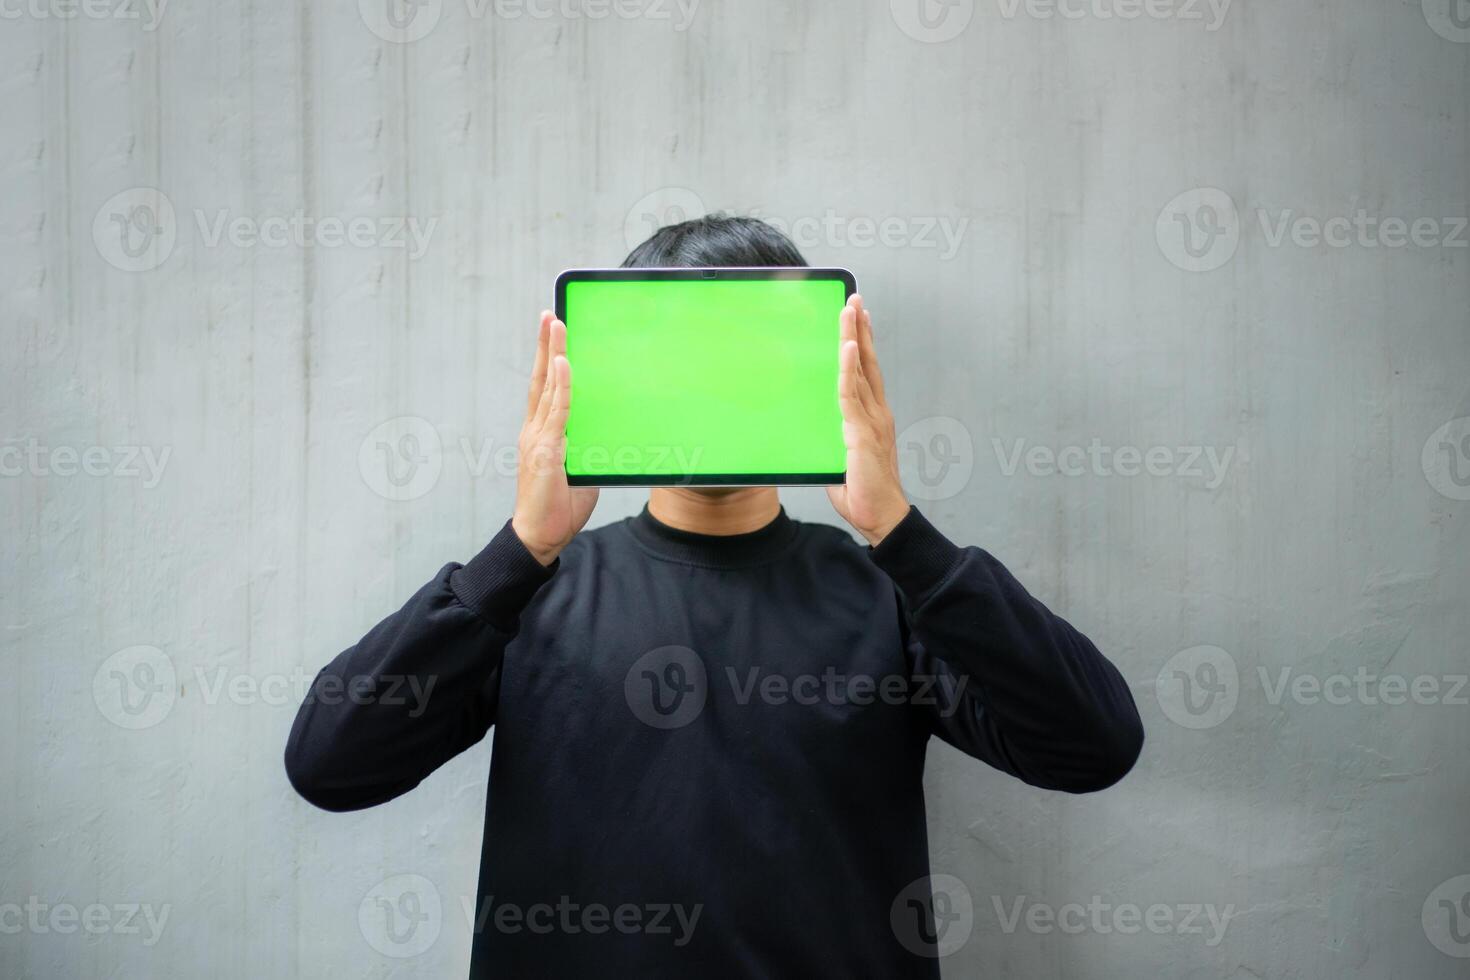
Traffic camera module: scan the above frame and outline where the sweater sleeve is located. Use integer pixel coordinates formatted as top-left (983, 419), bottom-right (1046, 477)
top-left (870, 507), bottom-right (1144, 793)
top-left (283, 521), bottom-right (556, 812)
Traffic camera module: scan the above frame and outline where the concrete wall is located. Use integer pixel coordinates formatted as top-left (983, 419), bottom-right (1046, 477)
top-left (2, 1), bottom-right (1466, 976)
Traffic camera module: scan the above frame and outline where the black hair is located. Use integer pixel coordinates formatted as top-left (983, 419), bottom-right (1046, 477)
top-left (621, 213), bottom-right (809, 268)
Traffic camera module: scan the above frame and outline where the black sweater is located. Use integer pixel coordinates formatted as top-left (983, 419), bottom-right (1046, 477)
top-left (285, 505), bottom-right (1143, 978)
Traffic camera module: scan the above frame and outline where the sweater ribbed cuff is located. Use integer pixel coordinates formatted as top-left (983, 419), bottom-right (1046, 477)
top-left (450, 520), bottom-right (558, 630)
top-left (867, 506), bottom-right (965, 607)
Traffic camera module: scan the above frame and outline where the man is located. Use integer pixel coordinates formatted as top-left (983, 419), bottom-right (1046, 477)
top-left (285, 216), bottom-right (1144, 978)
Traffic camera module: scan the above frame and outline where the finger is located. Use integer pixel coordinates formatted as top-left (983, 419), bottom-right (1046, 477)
top-left (852, 346), bottom-right (880, 418)
top-left (857, 304), bottom-right (886, 404)
top-left (532, 320), bottom-right (567, 429)
top-left (547, 355), bottom-right (572, 434)
top-left (840, 300), bottom-right (859, 349)
top-left (838, 340), bottom-right (870, 423)
top-left (525, 356), bottom-right (569, 477)
top-left (542, 319), bottom-right (566, 396)
top-left (850, 296), bottom-right (881, 387)
top-left (527, 311), bottom-right (552, 416)
top-left (530, 343), bottom-right (556, 433)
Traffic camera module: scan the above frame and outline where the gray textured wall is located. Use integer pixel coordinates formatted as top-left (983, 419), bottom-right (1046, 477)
top-left (2, 1), bottom-right (1468, 977)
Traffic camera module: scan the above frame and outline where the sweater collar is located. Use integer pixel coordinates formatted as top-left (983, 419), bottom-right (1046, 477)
top-left (626, 504), bottom-right (799, 567)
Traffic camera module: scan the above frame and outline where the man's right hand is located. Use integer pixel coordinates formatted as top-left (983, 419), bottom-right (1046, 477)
top-left (510, 312), bottom-right (599, 566)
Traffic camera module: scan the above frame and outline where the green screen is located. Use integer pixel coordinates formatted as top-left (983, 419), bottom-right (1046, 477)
top-left (564, 277), bottom-right (847, 481)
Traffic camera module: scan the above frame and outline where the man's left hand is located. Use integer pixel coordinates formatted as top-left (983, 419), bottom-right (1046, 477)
top-left (827, 295), bottom-right (911, 547)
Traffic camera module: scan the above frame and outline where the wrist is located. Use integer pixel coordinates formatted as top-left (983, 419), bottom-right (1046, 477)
top-left (510, 516), bottom-right (561, 567)
top-left (860, 501), bottom-right (912, 547)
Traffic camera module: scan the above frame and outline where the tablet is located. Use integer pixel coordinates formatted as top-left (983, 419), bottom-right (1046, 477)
top-left (555, 267), bottom-right (855, 486)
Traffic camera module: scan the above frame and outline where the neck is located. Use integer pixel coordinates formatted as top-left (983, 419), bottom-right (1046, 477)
top-left (646, 487), bottom-right (781, 536)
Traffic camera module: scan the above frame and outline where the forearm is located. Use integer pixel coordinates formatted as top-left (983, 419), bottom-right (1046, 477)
top-left (284, 521), bottom-right (554, 811)
top-left (873, 507), bottom-right (1144, 790)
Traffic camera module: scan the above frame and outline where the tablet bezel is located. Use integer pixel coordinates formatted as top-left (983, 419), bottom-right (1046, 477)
top-left (554, 267), bottom-right (856, 487)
